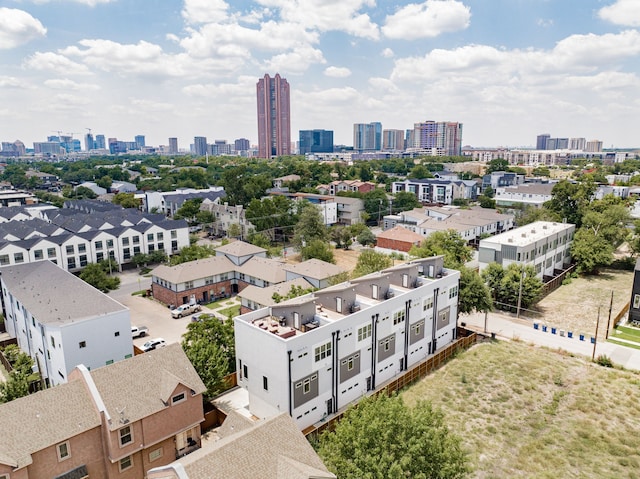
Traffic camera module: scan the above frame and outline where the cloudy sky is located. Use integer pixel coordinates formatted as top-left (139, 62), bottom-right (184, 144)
top-left (1, 0), bottom-right (640, 150)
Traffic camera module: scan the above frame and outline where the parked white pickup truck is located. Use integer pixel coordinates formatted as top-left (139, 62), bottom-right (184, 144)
top-left (131, 325), bottom-right (149, 338)
top-left (171, 303), bottom-right (201, 319)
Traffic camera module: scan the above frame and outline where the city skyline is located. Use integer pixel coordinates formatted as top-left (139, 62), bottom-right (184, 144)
top-left (1, 0), bottom-right (640, 149)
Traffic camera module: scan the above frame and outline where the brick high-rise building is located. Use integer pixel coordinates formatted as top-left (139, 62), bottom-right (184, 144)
top-left (257, 73), bottom-right (291, 158)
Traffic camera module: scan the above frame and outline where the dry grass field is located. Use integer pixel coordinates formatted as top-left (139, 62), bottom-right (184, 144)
top-left (402, 340), bottom-right (640, 479)
top-left (533, 269), bottom-right (633, 338)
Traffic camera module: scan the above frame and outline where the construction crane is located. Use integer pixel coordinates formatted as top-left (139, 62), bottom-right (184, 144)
top-left (85, 127), bottom-right (92, 134)
top-left (50, 130), bottom-right (63, 140)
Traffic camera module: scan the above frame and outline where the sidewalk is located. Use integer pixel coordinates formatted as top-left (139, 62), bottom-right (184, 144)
top-left (462, 310), bottom-right (640, 371)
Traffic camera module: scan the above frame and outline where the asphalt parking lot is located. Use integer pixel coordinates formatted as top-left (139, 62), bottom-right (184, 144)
top-left (106, 270), bottom-right (191, 348)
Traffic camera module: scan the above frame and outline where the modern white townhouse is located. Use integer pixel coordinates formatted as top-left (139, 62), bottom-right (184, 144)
top-left (392, 178), bottom-right (478, 205)
top-left (142, 187), bottom-right (226, 216)
top-left (0, 202), bottom-right (189, 271)
top-left (494, 183), bottom-right (555, 208)
top-left (478, 221), bottom-right (575, 279)
top-left (234, 256), bottom-right (460, 430)
top-left (0, 260), bottom-right (132, 386)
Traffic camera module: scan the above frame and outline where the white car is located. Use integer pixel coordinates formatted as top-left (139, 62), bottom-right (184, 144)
top-left (140, 338), bottom-right (166, 352)
top-left (171, 303), bottom-right (201, 319)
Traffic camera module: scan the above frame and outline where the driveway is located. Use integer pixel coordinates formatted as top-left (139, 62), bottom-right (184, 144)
top-left (107, 270), bottom-right (191, 348)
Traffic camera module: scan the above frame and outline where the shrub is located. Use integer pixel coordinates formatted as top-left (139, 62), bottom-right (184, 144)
top-left (595, 355), bottom-right (614, 368)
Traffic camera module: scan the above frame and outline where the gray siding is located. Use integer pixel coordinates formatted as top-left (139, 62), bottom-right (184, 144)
top-left (437, 306), bottom-right (450, 331)
top-left (293, 371), bottom-right (319, 408)
top-left (339, 351), bottom-right (361, 383)
top-left (410, 320), bottom-right (425, 345)
top-left (378, 333), bottom-right (396, 362)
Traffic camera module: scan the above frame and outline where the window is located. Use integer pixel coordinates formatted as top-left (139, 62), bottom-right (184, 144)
top-left (107, 239), bottom-right (114, 248)
top-left (423, 297), bottom-right (433, 311)
top-left (66, 245), bottom-right (74, 255)
top-left (95, 240), bottom-right (103, 250)
top-left (48, 247), bottom-right (56, 258)
top-left (171, 230), bottom-right (177, 239)
top-left (34, 249), bottom-right (43, 260)
top-left (263, 376), bottom-right (268, 391)
top-left (119, 425), bottom-right (132, 446)
top-left (357, 324), bottom-right (372, 341)
top-left (14, 253), bottom-right (24, 264)
top-left (149, 447), bottom-right (163, 462)
top-left (449, 285), bottom-right (458, 299)
top-left (314, 342), bottom-right (332, 362)
top-left (243, 364), bottom-right (248, 379)
top-left (147, 233), bottom-right (154, 241)
top-left (96, 252), bottom-right (104, 262)
top-left (79, 341), bottom-right (86, 348)
top-left (133, 246), bottom-right (141, 255)
top-left (123, 248), bottom-right (131, 260)
top-left (122, 237), bottom-right (129, 246)
top-left (78, 243), bottom-right (86, 253)
top-left (115, 331), bottom-right (120, 337)
top-left (132, 236), bottom-right (139, 245)
top-left (67, 257), bottom-right (76, 269)
top-left (185, 281), bottom-right (194, 289)
top-left (347, 356), bottom-right (355, 371)
top-left (393, 310), bottom-right (405, 325)
top-left (57, 441), bottom-right (70, 461)
top-left (51, 336), bottom-right (55, 348)
top-left (157, 232), bottom-right (164, 240)
top-left (172, 392), bottom-right (186, 405)
top-left (79, 255), bottom-right (88, 267)
top-left (119, 455), bottom-right (133, 472)
top-left (0, 255), bottom-right (8, 266)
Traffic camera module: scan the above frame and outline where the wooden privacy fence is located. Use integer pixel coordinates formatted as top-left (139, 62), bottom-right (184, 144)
top-left (304, 331), bottom-right (478, 438)
top-left (541, 264), bottom-right (577, 297)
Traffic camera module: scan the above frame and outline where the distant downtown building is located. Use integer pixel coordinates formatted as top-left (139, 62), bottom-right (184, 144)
top-left (168, 137), bottom-right (178, 154)
top-left (299, 129), bottom-right (333, 154)
top-left (193, 136), bottom-right (208, 156)
top-left (353, 122), bottom-right (382, 151)
top-left (382, 129), bottom-right (405, 151)
top-left (257, 73), bottom-right (291, 158)
top-left (234, 138), bottom-right (250, 152)
top-left (412, 121), bottom-right (463, 156)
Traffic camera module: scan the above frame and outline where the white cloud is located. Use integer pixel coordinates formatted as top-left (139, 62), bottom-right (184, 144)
top-left (255, 0), bottom-right (380, 40)
top-left (368, 77), bottom-right (399, 93)
top-left (0, 76), bottom-right (25, 88)
top-left (30, 0), bottom-right (114, 5)
top-left (0, 8), bottom-right (46, 49)
top-left (381, 48), bottom-right (394, 58)
top-left (182, 76), bottom-right (258, 99)
top-left (263, 44), bottom-right (325, 74)
top-left (24, 51), bottom-right (91, 75)
top-left (599, 0), bottom-right (640, 27)
top-left (382, 0), bottom-right (470, 40)
top-left (44, 78), bottom-right (100, 91)
top-left (181, 0), bottom-right (229, 24)
top-left (537, 18), bottom-right (554, 28)
top-left (324, 66), bottom-right (351, 78)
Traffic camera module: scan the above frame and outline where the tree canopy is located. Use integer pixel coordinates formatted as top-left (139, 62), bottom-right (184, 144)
top-left (181, 316), bottom-right (235, 399)
top-left (410, 231), bottom-right (473, 268)
top-left (79, 262), bottom-right (120, 292)
top-left (316, 393), bottom-right (469, 479)
top-left (458, 267), bottom-right (493, 314)
top-left (293, 202), bottom-right (329, 249)
top-left (481, 263), bottom-right (542, 310)
top-left (352, 249), bottom-right (393, 278)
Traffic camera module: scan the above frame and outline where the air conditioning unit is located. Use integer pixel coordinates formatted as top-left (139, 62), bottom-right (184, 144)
top-left (385, 290), bottom-right (395, 299)
top-left (350, 304), bottom-right (361, 313)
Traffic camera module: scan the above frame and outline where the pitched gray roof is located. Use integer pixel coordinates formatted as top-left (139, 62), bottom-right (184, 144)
top-left (0, 261), bottom-right (127, 325)
top-left (0, 379), bottom-right (100, 469)
top-left (283, 259), bottom-right (346, 280)
top-left (238, 278), bottom-right (314, 307)
top-left (165, 412), bottom-right (335, 479)
top-left (216, 240), bottom-right (267, 258)
top-left (152, 256), bottom-right (237, 284)
top-left (88, 343), bottom-right (206, 430)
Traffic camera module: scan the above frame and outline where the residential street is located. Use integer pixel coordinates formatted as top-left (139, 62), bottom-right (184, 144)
top-left (462, 309), bottom-right (640, 371)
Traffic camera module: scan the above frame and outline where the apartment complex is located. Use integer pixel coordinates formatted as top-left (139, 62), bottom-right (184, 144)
top-left (478, 221), bottom-right (575, 279)
top-left (1, 260), bottom-right (132, 386)
top-left (0, 344), bottom-right (207, 479)
top-left (353, 122), bottom-right (382, 151)
top-left (392, 178), bottom-right (478, 205)
top-left (494, 183), bottom-right (555, 208)
top-left (410, 121), bottom-right (463, 156)
top-left (234, 256), bottom-right (460, 430)
top-left (257, 73), bottom-right (291, 158)
top-left (0, 202), bottom-right (190, 272)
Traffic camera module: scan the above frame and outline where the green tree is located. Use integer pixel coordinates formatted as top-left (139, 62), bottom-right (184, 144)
top-left (478, 196), bottom-right (496, 209)
top-left (356, 228), bottom-right (376, 246)
top-left (170, 244), bottom-right (216, 265)
top-left (515, 205), bottom-right (557, 226)
top-left (65, 186), bottom-right (98, 200)
top-left (482, 185), bottom-right (495, 198)
top-left (485, 159), bottom-right (509, 174)
top-left (408, 164), bottom-right (433, 179)
top-left (316, 393), bottom-right (468, 479)
top-left (393, 191), bottom-right (421, 212)
top-left (79, 263), bottom-right (120, 292)
top-left (352, 249), bottom-right (392, 278)
top-left (245, 195), bottom-right (298, 235)
top-left (174, 198), bottom-right (204, 223)
top-left (227, 223), bottom-right (242, 239)
top-left (112, 192), bottom-right (139, 208)
top-left (458, 267), bottom-right (493, 314)
top-left (301, 239), bottom-right (335, 263)
top-left (363, 189), bottom-right (389, 220)
top-left (96, 175), bottom-right (112, 190)
top-left (544, 180), bottom-right (596, 227)
top-left (0, 371), bottom-right (30, 403)
top-left (571, 228), bottom-right (614, 274)
top-left (272, 284), bottom-right (316, 303)
top-left (293, 202), bottom-right (329, 249)
top-left (532, 166), bottom-right (551, 177)
top-left (482, 263), bottom-right (542, 310)
top-left (182, 317), bottom-right (235, 399)
top-left (410, 231), bottom-right (472, 268)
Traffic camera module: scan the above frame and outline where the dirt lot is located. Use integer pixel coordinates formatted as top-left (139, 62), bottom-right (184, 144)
top-left (533, 269), bottom-right (633, 337)
top-left (332, 248), bottom-right (361, 272)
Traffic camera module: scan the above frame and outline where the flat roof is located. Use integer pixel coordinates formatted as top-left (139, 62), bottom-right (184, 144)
top-left (0, 261), bottom-right (127, 325)
top-left (481, 221), bottom-right (573, 247)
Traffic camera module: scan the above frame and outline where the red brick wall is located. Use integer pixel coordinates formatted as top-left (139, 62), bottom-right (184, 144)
top-left (152, 280), bottom-right (251, 306)
top-left (376, 237), bottom-right (416, 253)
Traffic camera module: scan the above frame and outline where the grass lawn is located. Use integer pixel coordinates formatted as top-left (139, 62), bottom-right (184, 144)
top-left (217, 304), bottom-right (240, 318)
top-left (401, 340), bottom-right (640, 478)
top-left (203, 297), bottom-right (230, 308)
top-left (612, 325), bottom-right (640, 341)
top-left (608, 338), bottom-right (640, 351)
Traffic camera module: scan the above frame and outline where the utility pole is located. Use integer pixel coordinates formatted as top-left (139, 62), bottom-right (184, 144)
top-left (605, 290), bottom-right (614, 339)
top-left (592, 306), bottom-right (601, 361)
top-left (516, 266), bottom-right (525, 319)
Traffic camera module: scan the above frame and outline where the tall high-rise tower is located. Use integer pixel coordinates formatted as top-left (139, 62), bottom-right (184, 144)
top-left (257, 73), bottom-right (291, 158)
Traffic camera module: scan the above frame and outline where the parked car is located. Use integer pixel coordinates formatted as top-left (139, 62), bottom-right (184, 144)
top-left (131, 325), bottom-right (149, 338)
top-left (191, 312), bottom-right (217, 322)
top-left (171, 303), bottom-right (201, 319)
top-left (140, 338), bottom-right (166, 352)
